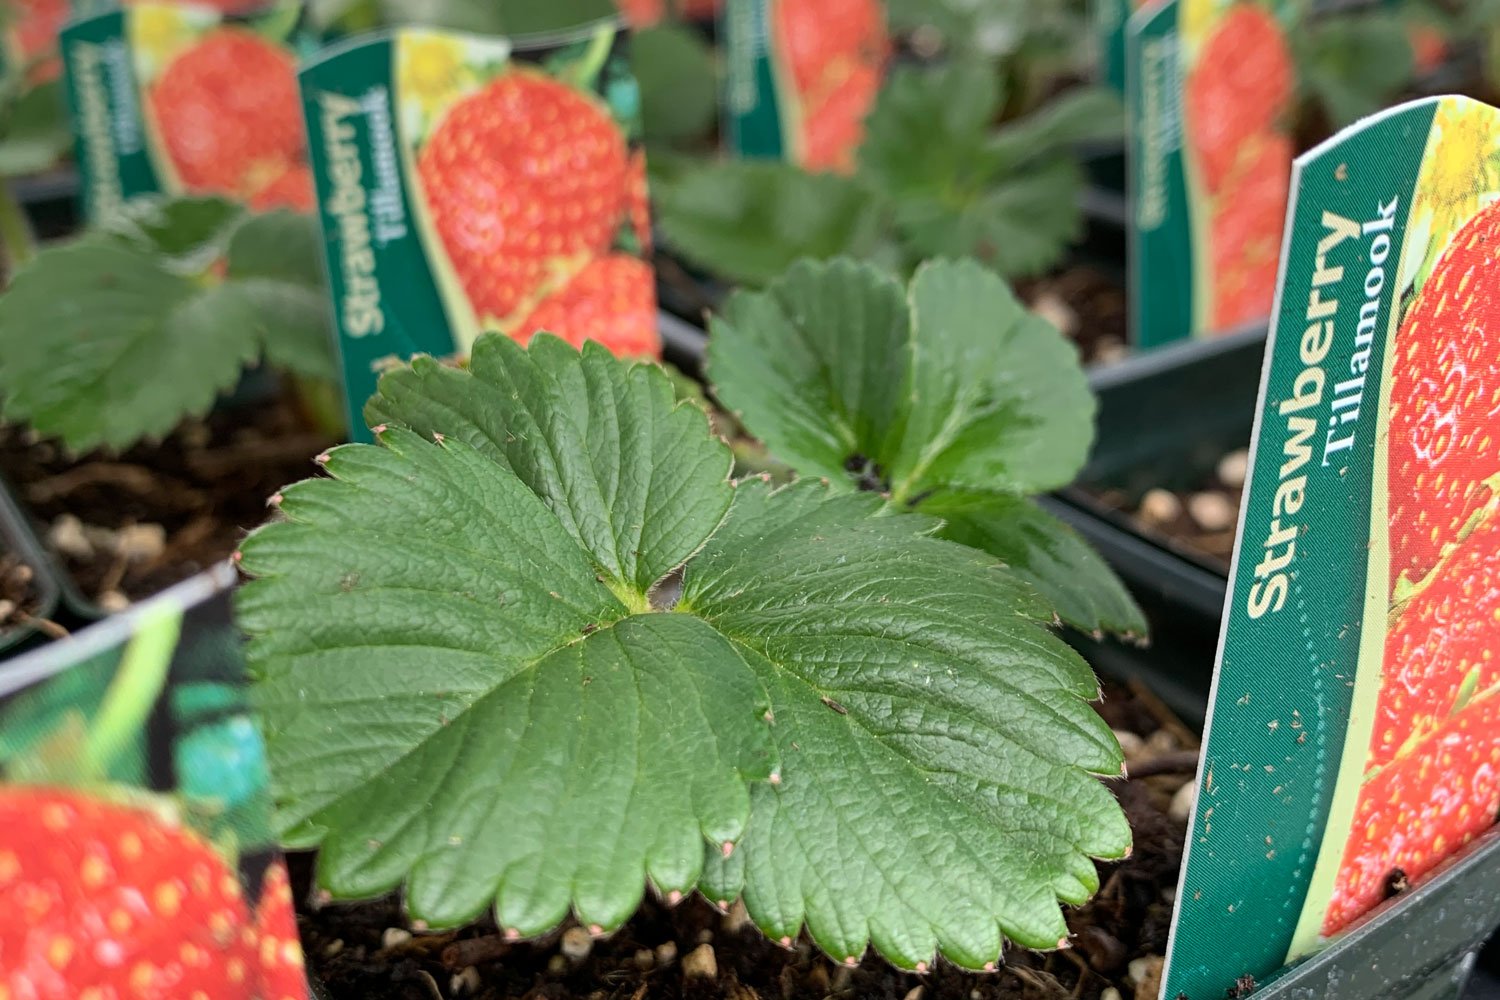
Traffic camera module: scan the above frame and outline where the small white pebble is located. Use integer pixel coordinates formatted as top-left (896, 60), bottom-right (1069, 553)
top-left (381, 927), bottom-right (412, 950)
top-left (1138, 488), bottom-right (1182, 525)
top-left (97, 590), bottom-right (130, 613)
top-left (0, 600), bottom-right (15, 620)
top-left (546, 954), bottom-right (568, 975)
top-left (682, 943), bottom-right (718, 980)
top-left (634, 948), bottom-right (655, 970)
top-left (560, 926), bottom-right (593, 962)
top-left (114, 523), bottom-right (166, 562)
top-left (1146, 729), bottom-right (1179, 755)
top-left (1128, 957), bottom-right (1152, 984)
top-left (903, 987), bottom-right (925, 1000)
top-left (1187, 491), bottom-right (1237, 532)
top-left (322, 939), bottom-right (344, 958)
top-left (48, 514), bottom-right (92, 559)
top-left (1113, 730), bottom-right (1146, 760)
top-left (1161, 886), bottom-right (1177, 904)
top-left (655, 941), bottom-right (678, 966)
top-left (1170, 781), bottom-right (1197, 822)
top-left (1095, 337), bottom-right (1130, 364)
top-left (1218, 448), bottom-right (1249, 489)
top-left (1102, 989), bottom-right (1124, 1000)
top-left (450, 966), bottom-right (481, 995)
top-left (1030, 291), bottom-right (1078, 339)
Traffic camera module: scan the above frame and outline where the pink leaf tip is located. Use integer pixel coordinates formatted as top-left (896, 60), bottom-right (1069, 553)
top-left (721, 840), bottom-right (734, 858)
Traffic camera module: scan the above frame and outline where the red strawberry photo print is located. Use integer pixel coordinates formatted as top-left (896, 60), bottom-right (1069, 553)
top-left (131, 2), bottom-right (314, 212)
top-left (400, 27), bottom-right (661, 360)
top-left (770, 0), bottom-right (888, 174)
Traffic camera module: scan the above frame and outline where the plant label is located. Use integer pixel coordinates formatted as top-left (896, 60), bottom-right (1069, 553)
top-left (0, 566), bottom-right (310, 998)
top-left (1161, 94), bottom-right (1500, 999)
top-left (297, 22), bottom-right (658, 443)
top-left (59, 0), bottom-right (313, 222)
top-left (721, 0), bottom-right (886, 174)
top-left (1126, 0), bottom-right (1296, 347)
top-left (1096, 0), bottom-right (1159, 94)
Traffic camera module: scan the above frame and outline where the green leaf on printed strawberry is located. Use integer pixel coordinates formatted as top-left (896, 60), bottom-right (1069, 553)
top-left (707, 257), bottom-right (1143, 636)
top-left (238, 334), bottom-right (1130, 967)
top-left (0, 197), bottom-right (335, 452)
top-left (655, 160), bottom-right (890, 286)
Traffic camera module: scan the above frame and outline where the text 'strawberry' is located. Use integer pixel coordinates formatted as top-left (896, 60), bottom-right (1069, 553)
top-left (1209, 132), bottom-right (1291, 331)
top-left (149, 27), bottom-right (306, 204)
top-left (1372, 511), bottom-right (1500, 769)
top-left (1388, 199), bottom-right (1500, 587)
top-left (252, 861), bottom-right (309, 1000)
top-left (417, 68), bottom-right (630, 324)
top-left (513, 254), bottom-right (660, 358)
top-left (0, 787), bottom-right (257, 999)
top-left (1184, 3), bottom-right (1292, 196)
top-left (772, 0), bottom-right (888, 174)
top-left (1324, 692), bottom-right (1500, 934)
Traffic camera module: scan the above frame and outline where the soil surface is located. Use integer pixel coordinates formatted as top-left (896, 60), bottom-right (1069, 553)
top-left (1088, 450), bottom-right (1248, 570)
top-left (0, 383), bottom-right (334, 609)
top-left (291, 680), bottom-right (1198, 1000)
top-left (0, 549), bottom-right (43, 635)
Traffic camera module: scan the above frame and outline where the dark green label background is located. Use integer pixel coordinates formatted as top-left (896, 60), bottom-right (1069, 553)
top-left (300, 34), bottom-right (453, 442)
top-left (723, 0), bottom-right (784, 159)
top-left (60, 9), bottom-right (162, 221)
top-left (1161, 100), bottom-right (1434, 1000)
top-left (1126, 0), bottom-right (1191, 348)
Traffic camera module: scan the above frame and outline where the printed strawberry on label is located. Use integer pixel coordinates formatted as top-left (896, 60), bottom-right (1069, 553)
top-left (515, 254), bottom-right (659, 357)
top-left (9, 0), bottom-right (68, 83)
top-left (771, 0), bottom-right (888, 174)
top-left (1324, 691), bottom-right (1500, 934)
top-left (149, 27), bottom-right (313, 212)
top-left (1209, 132), bottom-right (1292, 331)
top-left (0, 787), bottom-right (260, 999)
top-left (252, 862), bottom-right (308, 1000)
top-left (417, 68), bottom-right (630, 328)
top-left (1388, 199), bottom-right (1500, 590)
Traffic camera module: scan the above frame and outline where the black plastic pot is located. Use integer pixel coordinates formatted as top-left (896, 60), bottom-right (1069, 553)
top-left (0, 471), bottom-right (60, 654)
top-left (11, 165), bottom-right (81, 240)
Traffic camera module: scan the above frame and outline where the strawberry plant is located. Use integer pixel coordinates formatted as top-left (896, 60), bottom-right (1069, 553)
top-left (656, 59), bottom-right (1123, 285)
top-left (1290, 7), bottom-right (1417, 132)
top-left (236, 257), bottom-right (1138, 970)
top-left (0, 195), bottom-right (337, 453)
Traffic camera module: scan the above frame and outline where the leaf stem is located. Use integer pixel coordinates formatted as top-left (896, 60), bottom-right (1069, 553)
top-left (80, 604), bottom-right (183, 781)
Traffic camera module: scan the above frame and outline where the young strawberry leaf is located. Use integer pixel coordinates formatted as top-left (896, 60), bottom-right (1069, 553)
top-left (708, 256), bottom-right (1144, 636)
top-left (1292, 11), bottom-right (1415, 130)
top-left (0, 198), bottom-right (334, 452)
top-left (654, 160), bottom-right (887, 286)
top-left (238, 335), bottom-right (1131, 966)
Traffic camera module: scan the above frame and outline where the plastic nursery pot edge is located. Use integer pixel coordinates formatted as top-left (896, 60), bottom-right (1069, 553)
top-left (0, 467), bottom-right (60, 655)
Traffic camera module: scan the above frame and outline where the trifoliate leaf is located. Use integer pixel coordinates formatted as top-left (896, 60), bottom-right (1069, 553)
top-left (655, 160), bottom-right (886, 286)
top-left (239, 335), bottom-right (1130, 966)
top-left (916, 489), bottom-right (1145, 637)
top-left (1293, 12), bottom-right (1415, 129)
top-left (0, 199), bottom-right (336, 451)
top-left (710, 257), bottom-right (1093, 500)
top-left (858, 59), bottom-right (1001, 199)
top-left (685, 478), bottom-right (1129, 964)
top-left (709, 257), bottom-right (1137, 634)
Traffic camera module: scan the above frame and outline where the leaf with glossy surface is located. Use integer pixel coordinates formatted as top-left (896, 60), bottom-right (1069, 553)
top-left (916, 489), bottom-right (1145, 636)
top-left (685, 480), bottom-right (1130, 964)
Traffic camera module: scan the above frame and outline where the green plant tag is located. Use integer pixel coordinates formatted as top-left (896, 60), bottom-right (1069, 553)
top-left (297, 21), bottom-right (658, 442)
top-left (60, 0), bottom-right (313, 222)
top-left (721, 0), bottom-right (886, 173)
top-left (0, 567), bottom-right (310, 999)
top-left (1126, 0), bottom-right (1296, 347)
top-left (1094, 0), bottom-right (1135, 93)
top-left (1162, 95), bottom-right (1500, 998)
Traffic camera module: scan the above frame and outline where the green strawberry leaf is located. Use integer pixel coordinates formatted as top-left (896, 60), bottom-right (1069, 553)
top-left (655, 160), bottom-right (887, 286)
top-left (1293, 11), bottom-right (1415, 130)
top-left (685, 478), bottom-right (1129, 963)
top-left (0, 80), bottom-right (71, 178)
top-left (238, 335), bottom-right (1129, 966)
top-left (634, 24), bottom-right (717, 143)
top-left (915, 489), bottom-right (1145, 637)
top-left (0, 199), bottom-right (335, 452)
top-left (858, 62), bottom-right (1108, 278)
top-left (710, 257), bottom-right (1093, 499)
top-left (708, 257), bottom-right (1135, 635)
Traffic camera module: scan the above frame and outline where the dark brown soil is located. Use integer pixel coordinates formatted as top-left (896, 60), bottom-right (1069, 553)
top-left (0, 383), bottom-right (334, 609)
top-left (292, 681), bottom-right (1195, 1000)
top-left (0, 549), bottom-right (42, 634)
top-left (1016, 267), bottom-right (1129, 366)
